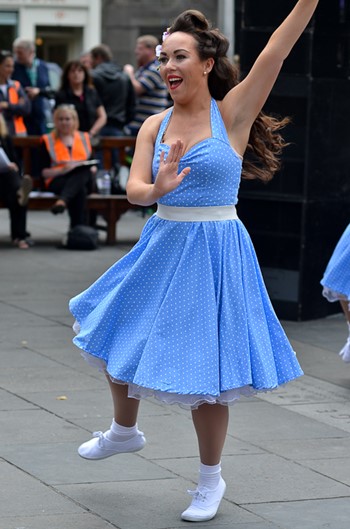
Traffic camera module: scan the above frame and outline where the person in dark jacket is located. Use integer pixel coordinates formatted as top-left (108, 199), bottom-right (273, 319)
top-left (90, 44), bottom-right (135, 172)
top-left (12, 38), bottom-right (57, 135)
top-left (90, 44), bottom-right (135, 135)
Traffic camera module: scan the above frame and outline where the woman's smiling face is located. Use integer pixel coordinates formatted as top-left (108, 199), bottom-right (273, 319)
top-left (159, 32), bottom-right (210, 101)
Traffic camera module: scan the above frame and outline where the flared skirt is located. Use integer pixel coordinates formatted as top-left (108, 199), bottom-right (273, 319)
top-left (69, 214), bottom-right (303, 407)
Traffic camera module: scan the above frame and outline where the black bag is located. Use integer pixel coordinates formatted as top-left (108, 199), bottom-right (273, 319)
top-left (64, 225), bottom-right (99, 250)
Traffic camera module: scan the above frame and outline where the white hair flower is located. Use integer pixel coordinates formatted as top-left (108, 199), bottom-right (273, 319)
top-left (155, 29), bottom-right (170, 58)
top-left (155, 44), bottom-right (162, 58)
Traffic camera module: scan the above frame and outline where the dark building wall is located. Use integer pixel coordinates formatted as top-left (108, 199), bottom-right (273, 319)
top-left (101, 0), bottom-right (218, 66)
top-left (238, 0), bottom-right (350, 320)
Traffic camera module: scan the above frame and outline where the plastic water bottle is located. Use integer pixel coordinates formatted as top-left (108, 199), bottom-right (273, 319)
top-left (97, 171), bottom-right (111, 195)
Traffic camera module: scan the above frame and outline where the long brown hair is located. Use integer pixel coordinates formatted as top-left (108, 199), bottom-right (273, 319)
top-left (59, 60), bottom-right (93, 91)
top-left (168, 10), bottom-right (289, 182)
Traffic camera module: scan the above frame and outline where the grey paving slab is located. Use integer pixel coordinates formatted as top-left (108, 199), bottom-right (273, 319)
top-left (0, 304), bottom-right (55, 329)
top-left (0, 409), bottom-right (84, 444)
top-left (0, 461), bottom-right (83, 517)
top-left (9, 332), bottom-right (103, 373)
top-left (0, 388), bottom-right (37, 411)
top-left (1, 344), bottom-right (68, 369)
top-left (246, 498), bottom-right (350, 529)
top-left (157, 453), bottom-right (350, 504)
top-left (283, 314), bottom-right (347, 353)
top-left (19, 388), bottom-right (113, 419)
top-left (4, 323), bottom-right (77, 351)
top-left (0, 441), bottom-right (174, 485)
top-left (290, 338), bottom-right (350, 389)
top-left (57, 478), bottom-right (262, 529)
top-left (300, 457), bottom-right (350, 487)
top-left (258, 375), bottom-right (350, 406)
top-left (252, 436), bottom-right (350, 461)
top-left (3, 298), bottom-right (73, 319)
top-left (0, 365), bottom-right (106, 393)
top-left (227, 400), bottom-right (347, 441)
top-left (284, 401), bottom-right (350, 433)
top-left (165, 525), bottom-right (281, 529)
top-left (0, 513), bottom-right (117, 529)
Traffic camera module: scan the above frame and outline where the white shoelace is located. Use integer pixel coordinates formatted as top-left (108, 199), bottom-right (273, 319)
top-left (187, 488), bottom-right (208, 502)
top-left (92, 431), bottom-right (106, 447)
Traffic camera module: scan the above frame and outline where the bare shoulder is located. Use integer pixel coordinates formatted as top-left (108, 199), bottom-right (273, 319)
top-left (138, 108), bottom-right (172, 142)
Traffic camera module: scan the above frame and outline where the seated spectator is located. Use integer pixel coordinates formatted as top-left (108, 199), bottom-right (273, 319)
top-left (124, 35), bottom-right (169, 137)
top-left (0, 50), bottom-right (31, 137)
top-left (0, 113), bottom-right (32, 249)
top-left (39, 104), bottom-right (96, 228)
top-left (55, 60), bottom-right (106, 141)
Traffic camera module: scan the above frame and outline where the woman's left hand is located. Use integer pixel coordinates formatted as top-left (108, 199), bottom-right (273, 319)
top-left (153, 140), bottom-right (191, 198)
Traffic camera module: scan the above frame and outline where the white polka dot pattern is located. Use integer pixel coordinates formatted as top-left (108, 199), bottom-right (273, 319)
top-left (69, 99), bottom-right (303, 406)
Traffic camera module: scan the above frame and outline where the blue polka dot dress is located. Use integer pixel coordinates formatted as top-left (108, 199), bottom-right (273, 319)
top-left (321, 223), bottom-right (350, 303)
top-left (69, 99), bottom-right (303, 408)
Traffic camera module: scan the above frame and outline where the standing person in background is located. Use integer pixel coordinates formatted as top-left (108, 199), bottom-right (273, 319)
top-left (90, 44), bottom-right (135, 170)
top-left (70, 1), bottom-right (318, 523)
top-left (79, 51), bottom-right (93, 71)
top-left (90, 44), bottom-right (135, 138)
top-left (124, 35), bottom-right (169, 137)
top-left (0, 50), bottom-right (31, 136)
top-left (321, 224), bottom-right (350, 362)
top-left (12, 38), bottom-right (56, 135)
top-left (39, 105), bottom-right (96, 227)
top-left (55, 60), bottom-right (106, 140)
top-left (0, 113), bottom-right (32, 249)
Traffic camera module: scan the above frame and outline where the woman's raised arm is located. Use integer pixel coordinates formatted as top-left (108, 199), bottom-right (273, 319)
top-left (221, 0), bottom-right (319, 152)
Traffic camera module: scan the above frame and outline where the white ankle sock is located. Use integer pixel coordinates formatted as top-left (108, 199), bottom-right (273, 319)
top-left (198, 462), bottom-right (222, 490)
top-left (105, 419), bottom-right (138, 442)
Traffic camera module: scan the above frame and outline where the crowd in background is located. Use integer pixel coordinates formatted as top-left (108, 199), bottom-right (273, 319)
top-left (0, 34), bottom-right (169, 249)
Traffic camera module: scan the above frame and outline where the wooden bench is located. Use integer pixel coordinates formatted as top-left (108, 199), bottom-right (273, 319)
top-left (0, 136), bottom-right (139, 245)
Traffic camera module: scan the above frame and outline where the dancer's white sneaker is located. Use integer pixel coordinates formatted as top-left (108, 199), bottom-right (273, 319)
top-left (181, 477), bottom-right (226, 522)
top-left (78, 429), bottom-right (146, 460)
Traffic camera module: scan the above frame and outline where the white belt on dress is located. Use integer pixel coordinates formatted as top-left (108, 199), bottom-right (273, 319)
top-left (156, 204), bottom-right (239, 222)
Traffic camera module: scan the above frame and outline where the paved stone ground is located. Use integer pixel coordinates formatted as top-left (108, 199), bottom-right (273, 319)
top-left (1, 209), bottom-right (350, 529)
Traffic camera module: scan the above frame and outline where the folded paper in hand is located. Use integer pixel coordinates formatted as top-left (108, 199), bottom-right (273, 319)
top-left (0, 147), bottom-right (11, 172)
top-left (64, 159), bottom-right (99, 173)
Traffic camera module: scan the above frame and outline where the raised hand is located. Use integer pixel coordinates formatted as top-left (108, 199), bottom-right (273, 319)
top-left (154, 139), bottom-right (191, 198)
